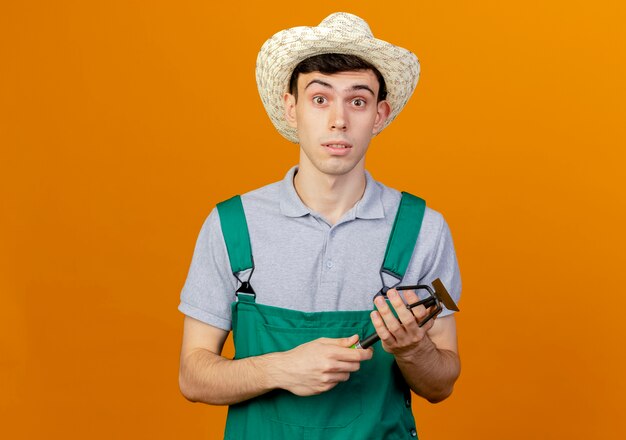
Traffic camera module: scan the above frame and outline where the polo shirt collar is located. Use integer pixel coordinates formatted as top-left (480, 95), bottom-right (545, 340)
top-left (279, 166), bottom-right (310, 217)
top-left (279, 166), bottom-right (385, 220)
top-left (355, 171), bottom-right (385, 219)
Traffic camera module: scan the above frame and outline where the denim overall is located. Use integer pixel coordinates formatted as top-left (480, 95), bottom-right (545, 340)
top-left (217, 192), bottom-right (426, 440)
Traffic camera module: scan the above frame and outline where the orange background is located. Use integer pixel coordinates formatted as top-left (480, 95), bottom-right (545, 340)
top-left (2, 1), bottom-right (625, 438)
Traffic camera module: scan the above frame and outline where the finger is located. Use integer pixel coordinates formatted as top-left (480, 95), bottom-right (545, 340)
top-left (331, 373), bottom-right (351, 383)
top-left (402, 289), bottom-right (420, 306)
top-left (370, 310), bottom-right (396, 345)
top-left (412, 304), bottom-right (429, 321)
top-left (320, 334), bottom-right (359, 347)
top-left (320, 372), bottom-right (350, 385)
top-left (419, 307), bottom-right (438, 331)
top-left (403, 290), bottom-right (428, 319)
top-left (356, 346), bottom-right (374, 360)
top-left (342, 334), bottom-right (360, 347)
top-left (319, 337), bottom-right (372, 360)
top-left (387, 289), bottom-right (418, 330)
top-left (334, 344), bottom-right (373, 361)
top-left (374, 294), bottom-right (405, 336)
top-left (413, 304), bottom-right (439, 323)
top-left (420, 314), bottom-right (436, 332)
top-left (319, 340), bottom-right (372, 362)
top-left (329, 360), bottom-right (363, 373)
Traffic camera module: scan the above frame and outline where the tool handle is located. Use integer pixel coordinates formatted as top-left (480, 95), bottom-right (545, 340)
top-left (407, 297), bottom-right (436, 310)
top-left (355, 332), bottom-right (380, 349)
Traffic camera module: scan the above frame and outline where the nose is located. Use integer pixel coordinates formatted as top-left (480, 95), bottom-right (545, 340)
top-left (330, 102), bottom-right (347, 131)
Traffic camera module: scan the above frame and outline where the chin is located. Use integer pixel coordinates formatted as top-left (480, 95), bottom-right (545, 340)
top-left (317, 162), bottom-right (361, 177)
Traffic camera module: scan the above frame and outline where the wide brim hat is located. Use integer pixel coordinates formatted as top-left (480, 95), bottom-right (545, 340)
top-left (256, 12), bottom-right (420, 143)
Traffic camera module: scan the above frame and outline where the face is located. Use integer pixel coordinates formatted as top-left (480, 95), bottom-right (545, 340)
top-left (283, 70), bottom-right (391, 178)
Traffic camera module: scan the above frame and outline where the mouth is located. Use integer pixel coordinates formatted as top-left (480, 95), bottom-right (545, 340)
top-left (322, 141), bottom-right (353, 152)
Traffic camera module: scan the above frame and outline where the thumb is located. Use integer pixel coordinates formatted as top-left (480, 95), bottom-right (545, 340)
top-left (338, 334), bottom-right (360, 347)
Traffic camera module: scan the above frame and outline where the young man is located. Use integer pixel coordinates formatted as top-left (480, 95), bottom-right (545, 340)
top-left (179, 12), bottom-right (461, 439)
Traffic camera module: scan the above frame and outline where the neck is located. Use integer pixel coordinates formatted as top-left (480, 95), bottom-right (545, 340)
top-left (293, 158), bottom-right (367, 226)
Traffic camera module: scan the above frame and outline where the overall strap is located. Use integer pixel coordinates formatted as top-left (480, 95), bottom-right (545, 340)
top-left (381, 192), bottom-right (426, 285)
top-left (216, 196), bottom-right (255, 296)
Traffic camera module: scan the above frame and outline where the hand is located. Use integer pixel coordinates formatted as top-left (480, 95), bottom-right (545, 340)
top-left (271, 335), bottom-right (373, 396)
top-left (370, 289), bottom-right (437, 359)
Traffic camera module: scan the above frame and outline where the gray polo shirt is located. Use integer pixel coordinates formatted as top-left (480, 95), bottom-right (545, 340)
top-left (179, 166), bottom-right (461, 331)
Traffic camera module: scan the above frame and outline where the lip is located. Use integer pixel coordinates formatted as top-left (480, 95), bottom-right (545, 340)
top-left (322, 140), bottom-right (353, 155)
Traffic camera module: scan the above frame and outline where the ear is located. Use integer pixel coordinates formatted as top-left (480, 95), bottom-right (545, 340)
top-left (283, 93), bottom-right (297, 128)
top-left (372, 100), bottom-right (391, 134)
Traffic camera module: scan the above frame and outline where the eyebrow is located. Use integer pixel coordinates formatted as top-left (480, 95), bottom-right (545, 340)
top-left (304, 79), bottom-right (376, 97)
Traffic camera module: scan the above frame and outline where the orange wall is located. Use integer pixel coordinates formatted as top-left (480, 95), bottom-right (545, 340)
top-left (1, 1), bottom-right (625, 438)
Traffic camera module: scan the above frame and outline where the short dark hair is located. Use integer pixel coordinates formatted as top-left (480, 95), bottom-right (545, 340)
top-left (288, 53), bottom-right (388, 102)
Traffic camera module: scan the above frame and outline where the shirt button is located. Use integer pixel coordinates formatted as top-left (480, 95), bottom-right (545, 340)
top-left (326, 260), bottom-right (333, 268)
top-left (410, 428), bottom-right (417, 437)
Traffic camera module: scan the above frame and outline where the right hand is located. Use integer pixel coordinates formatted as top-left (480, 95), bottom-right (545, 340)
top-left (270, 334), bottom-right (373, 396)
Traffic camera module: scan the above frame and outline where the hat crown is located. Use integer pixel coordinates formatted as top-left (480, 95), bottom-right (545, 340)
top-left (318, 12), bottom-right (373, 38)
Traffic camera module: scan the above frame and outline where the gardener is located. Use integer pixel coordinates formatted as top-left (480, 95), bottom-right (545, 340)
top-left (178, 12), bottom-right (462, 439)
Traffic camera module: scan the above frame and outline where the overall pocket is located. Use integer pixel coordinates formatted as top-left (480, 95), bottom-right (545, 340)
top-left (259, 322), bottom-right (366, 428)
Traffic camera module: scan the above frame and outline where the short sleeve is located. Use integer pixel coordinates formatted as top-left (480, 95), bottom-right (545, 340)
top-left (418, 215), bottom-right (462, 317)
top-left (178, 208), bottom-right (238, 330)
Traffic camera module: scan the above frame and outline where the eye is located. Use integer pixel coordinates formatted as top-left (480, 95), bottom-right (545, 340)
top-left (313, 96), bottom-right (327, 105)
top-left (352, 98), bottom-right (366, 107)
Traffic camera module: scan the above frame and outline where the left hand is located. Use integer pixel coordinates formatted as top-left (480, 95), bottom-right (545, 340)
top-left (370, 288), bottom-right (437, 358)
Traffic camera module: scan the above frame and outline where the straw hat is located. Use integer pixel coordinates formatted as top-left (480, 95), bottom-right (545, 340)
top-left (256, 12), bottom-right (420, 143)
